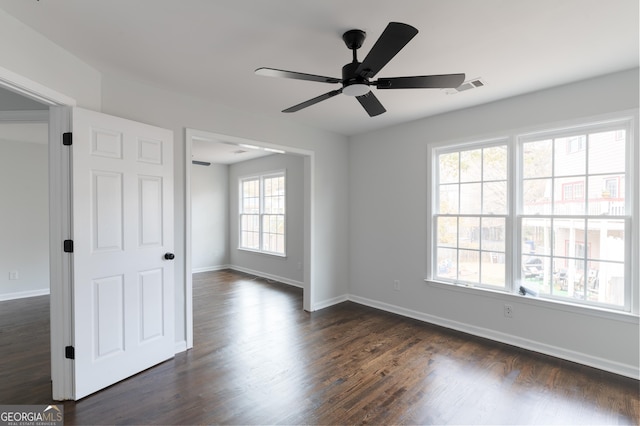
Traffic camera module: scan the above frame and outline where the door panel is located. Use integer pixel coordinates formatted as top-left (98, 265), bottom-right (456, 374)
top-left (72, 107), bottom-right (174, 399)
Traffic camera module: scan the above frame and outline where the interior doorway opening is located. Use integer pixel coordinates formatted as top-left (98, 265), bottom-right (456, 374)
top-left (185, 128), bottom-right (314, 349)
top-left (0, 67), bottom-right (76, 400)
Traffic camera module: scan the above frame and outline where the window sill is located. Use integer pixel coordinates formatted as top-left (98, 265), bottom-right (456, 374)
top-left (424, 279), bottom-right (639, 324)
top-left (237, 247), bottom-right (287, 258)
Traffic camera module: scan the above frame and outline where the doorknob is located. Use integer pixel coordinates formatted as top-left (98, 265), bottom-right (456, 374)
top-left (164, 253), bottom-right (175, 260)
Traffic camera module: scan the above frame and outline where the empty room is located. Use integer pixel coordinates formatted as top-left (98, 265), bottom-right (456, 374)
top-left (0, 1), bottom-right (638, 424)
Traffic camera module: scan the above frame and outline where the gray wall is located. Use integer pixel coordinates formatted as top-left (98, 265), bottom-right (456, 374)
top-left (229, 153), bottom-right (305, 285)
top-left (0, 8), bottom-right (101, 110)
top-left (0, 138), bottom-right (49, 299)
top-left (348, 68), bottom-right (639, 378)
top-left (191, 163), bottom-right (229, 271)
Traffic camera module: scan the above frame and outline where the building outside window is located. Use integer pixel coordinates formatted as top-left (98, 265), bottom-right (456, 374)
top-left (239, 171), bottom-right (286, 256)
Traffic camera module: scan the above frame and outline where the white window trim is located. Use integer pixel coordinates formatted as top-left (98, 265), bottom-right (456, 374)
top-left (426, 110), bottom-right (639, 319)
top-left (431, 137), bottom-right (512, 291)
top-left (238, 170), bottom-right (287, 257)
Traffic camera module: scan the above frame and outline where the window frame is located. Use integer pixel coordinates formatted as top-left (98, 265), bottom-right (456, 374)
top-left (238, 170), bottom-right (287, 257)
top-left (427, 113), bottom-right (638, 316)
top-left (431, 138), bottom-right (512, 291)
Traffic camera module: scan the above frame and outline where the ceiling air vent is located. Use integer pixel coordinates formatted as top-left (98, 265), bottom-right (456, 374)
top-left (444, 78), bottom-right (486, 95)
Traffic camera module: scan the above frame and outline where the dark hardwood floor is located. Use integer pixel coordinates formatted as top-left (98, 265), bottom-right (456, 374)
top-left (1, 269), bottom-right (638, 425)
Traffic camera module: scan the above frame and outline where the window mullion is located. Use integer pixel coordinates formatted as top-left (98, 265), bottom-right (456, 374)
top-left (509, 135), bottom-right (518, 294)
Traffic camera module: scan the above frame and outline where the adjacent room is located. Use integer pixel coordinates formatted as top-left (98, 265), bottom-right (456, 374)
top-left (0, 1), bottom-right (637, 424)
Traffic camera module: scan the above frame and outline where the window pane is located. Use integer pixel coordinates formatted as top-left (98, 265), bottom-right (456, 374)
top-left (555, 135), bottom-right (586, 177)
top-left (459, 217), bottom-right (480, 249)
top-left (522, 218), bottom-right (551, 256)
top-left (438, 184), bottom-right (459, 214)
top-left (459, 183), bottom-right (481, 214)
top-left (588, 175), bottom-right (625, 215)
top-left (436, 247), bottom-right (457, 279)
top-left (587, 219), bottom-right (625, 262)
top-left (554, 177), bottom-right (586, 215)
top-left (264, 177), bottom-right (272, 195)
top-left (523, 140), bottom-right (552, 178)
top-left (588, 130), bottom-right (625, 174)
top-left (523, 178), bottom-right (552, 214)
top-left (587, 261), bottom-right (624, 306)
top-left (553, 257), bottom-right (586, 300)
top-left (262, 214), bottom-right (285, 254)
top-left (522, 255), bottom-right (550, 291)
top-left (483, 145), bottom-right (507, 181)
top-left (439, 152), bottom-right (459, 184)
top-left (458, 249), bottom-right (479, 283)
top-left (460, 149), bottom-right (482, 182)
top-left (481, 252), bottom-right (505, 288)
top-left (481, 217), bottom-right (505, 252)
top-left (483, 181), bottom-right (507, 214)
top-left (553, 218), bottom-right (586, 259)
top-left (436, 216), bottom-right (457, 248)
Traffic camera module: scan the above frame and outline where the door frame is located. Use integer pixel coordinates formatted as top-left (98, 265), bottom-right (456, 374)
top-left (0, 66), bottom-right (76, 400)
top-left (184, 128), bottom-right (314, 347)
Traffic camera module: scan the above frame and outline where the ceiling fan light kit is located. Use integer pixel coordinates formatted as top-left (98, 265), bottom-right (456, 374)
top-left (256, 22), bottom-right (466, 117)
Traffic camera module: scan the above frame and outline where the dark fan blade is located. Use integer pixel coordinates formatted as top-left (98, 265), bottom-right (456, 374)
top-left (355, 22), bottom-right (418, 79)
top-left (356, 91), bottom-right (386, 117)
top-left (375, 73), bottom-right (466, 89)
top-left (255, 67), bottom-right (341, 84)
top-left (282, 89), bottom-right (343, 113)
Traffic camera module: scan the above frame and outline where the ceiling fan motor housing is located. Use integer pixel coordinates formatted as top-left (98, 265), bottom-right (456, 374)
top-left (342, 61), bottom-right (370, 96)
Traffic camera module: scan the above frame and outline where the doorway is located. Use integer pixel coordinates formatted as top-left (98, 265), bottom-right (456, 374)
top-left (0, 72), bottom-right (76, 400)
top-left (0, 98), bottom-right (50, 302)
top-left (184, 128), bottom-right (313, 348)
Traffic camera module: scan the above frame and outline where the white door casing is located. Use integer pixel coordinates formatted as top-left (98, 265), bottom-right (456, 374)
top-left (71, 107), bottom-right (175, 399)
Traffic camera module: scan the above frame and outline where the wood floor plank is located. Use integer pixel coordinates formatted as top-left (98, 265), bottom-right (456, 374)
top-left (0, 269), bottom-right (638, 424)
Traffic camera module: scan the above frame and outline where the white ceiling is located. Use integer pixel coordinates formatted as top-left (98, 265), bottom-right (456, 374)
top-left (191, 137), bottom-right (274, 165)
top-left (0, 0), bottom-right (637, 136)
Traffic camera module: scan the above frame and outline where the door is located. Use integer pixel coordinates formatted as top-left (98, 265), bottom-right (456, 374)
top-left (71, 107), bottom-right (174, 399)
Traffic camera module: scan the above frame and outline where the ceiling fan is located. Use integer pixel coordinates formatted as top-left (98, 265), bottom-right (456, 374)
top-left (255, 22), bottom-right (465, 117)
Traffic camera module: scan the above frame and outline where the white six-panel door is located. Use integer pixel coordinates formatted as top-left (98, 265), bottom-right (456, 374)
top-left (71, 107), bottom-right (174, 399)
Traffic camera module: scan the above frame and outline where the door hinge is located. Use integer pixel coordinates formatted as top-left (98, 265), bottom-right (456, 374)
top-left (63, 240), bottom-right (73, 253)
top-left (63, 132), bottom-right (72, 146)
top-left (65, 346), bottom-right (75, 360)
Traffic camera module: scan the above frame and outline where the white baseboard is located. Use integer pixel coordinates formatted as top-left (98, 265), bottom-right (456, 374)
top-left (174, 340), bottom-right (188, 354)
top-left (312, 294), bottom-right (349, 311)
top-left (349, 294), bottom-right (639, 380)
top-left (229, 265), bottom-right (303, 289)
top-left (192, 264), bottom-right (230, 274)
top-left (0, 288), bottom-right (50, 302)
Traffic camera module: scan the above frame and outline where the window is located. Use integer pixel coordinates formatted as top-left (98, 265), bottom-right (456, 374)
top-left (431, 117), bottom-right (635, 312)
top-left (239, 171), bottom-right (286, 256)
top-left (521, 124), bottom-right (628, 308)
top-left (434, 142), bottom-right (508, 289)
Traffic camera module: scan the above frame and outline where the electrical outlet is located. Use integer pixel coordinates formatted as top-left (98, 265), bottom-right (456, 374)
top-left (393, 280), bottom-right (400, 291)
top-left (504, 304), bottom-right (513, 318)
top-left (9, 270), bottom-right (19, 280)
